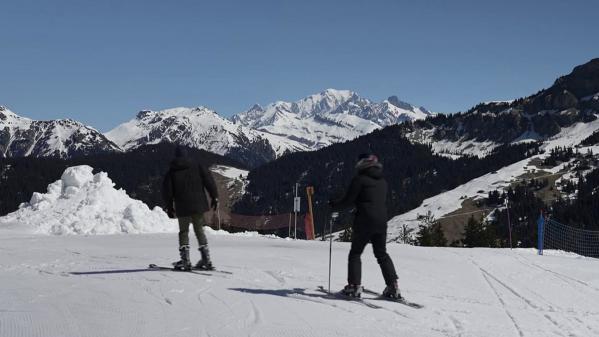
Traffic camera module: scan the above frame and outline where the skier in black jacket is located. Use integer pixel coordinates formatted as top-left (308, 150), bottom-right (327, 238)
top-left (329, 153), bottom-right (400, 298)
top-left (163, 146), bottom-right (219, 271)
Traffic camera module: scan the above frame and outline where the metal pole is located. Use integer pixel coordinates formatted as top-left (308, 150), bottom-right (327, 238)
top-left (288, 212), bottom-right (292, 238)
top-left (294, 183), bottom-right (298, 239)
top-left (537, 211), bottom-right (545, 256)
top-left (505, 198), bottom-right (512, 249)
top-left (217, 207), bottom-right (221, 231)
top-left (328, 212), bottom-right (338, 293)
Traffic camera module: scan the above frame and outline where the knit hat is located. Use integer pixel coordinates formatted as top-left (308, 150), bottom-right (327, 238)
top-left (355, 153), bottom-right (380, 170)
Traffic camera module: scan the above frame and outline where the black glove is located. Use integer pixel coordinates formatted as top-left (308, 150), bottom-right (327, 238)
top-left (167, 208), bottom-right (176, 219)
top-left (211, 198), bottom-right (219, 211)
top-left (328, 199), bottom-right (335, 208)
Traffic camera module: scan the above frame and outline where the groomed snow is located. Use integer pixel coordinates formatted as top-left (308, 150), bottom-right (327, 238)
top-left (0, 230), bottom-right (598, 337)
top-left (0, 165), bottom-right (177, 235)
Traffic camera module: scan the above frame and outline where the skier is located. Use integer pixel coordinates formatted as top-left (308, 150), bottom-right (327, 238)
top-left (329, 153), bottom-right (401, 299)
top-left (162, 146), bottom-right (219, 271)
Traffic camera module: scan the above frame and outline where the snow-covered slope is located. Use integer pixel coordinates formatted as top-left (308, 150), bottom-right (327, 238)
top-left (0, 165), bottom-right (174, 234)
top-left (0, 229), bottom-right (597, 337)
top-left (389, 116), bottom-right (599, 239)
top-left (0, 106), bottom-right (120, 158)
top-left (232, 89), bottom-right (432, 150)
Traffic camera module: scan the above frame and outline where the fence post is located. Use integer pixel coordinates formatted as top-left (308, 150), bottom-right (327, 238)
top-left (537, 212), bottom-right (545, 256)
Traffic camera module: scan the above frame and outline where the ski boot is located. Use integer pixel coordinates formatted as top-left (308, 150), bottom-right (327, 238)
top-left (173, 245), bottom-right (192, 271)
top-left (194, 245), bottom-right (215, 271)
top-left (382, 280), bottom-right (402, 299)
top-left (341, 284), bottom-right (363, 298)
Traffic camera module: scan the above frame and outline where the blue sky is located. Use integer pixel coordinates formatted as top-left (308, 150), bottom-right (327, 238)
top-left (1, 0), bottom-right (598, 131)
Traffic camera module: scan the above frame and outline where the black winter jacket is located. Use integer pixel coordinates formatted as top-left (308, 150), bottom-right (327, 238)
top-left (162, 158), bottom-right (218, 217)
top-left (330, 165), bottom-right (388, 234)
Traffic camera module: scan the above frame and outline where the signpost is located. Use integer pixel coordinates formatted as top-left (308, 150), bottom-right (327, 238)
top-left (293, 183), bottom-right (300, 239)
top-left (505, 198), bottom-right (512, 249)
top-left (305, 186), bottom-right (315, 240)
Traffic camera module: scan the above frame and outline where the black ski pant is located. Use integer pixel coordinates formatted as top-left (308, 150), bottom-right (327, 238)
top-left (348, 231), bottom-right (398, 286)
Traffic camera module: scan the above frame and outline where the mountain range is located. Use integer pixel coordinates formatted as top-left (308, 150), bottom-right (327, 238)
top-left (1, 90), bottom-right (431, 166)
top-left (2, 58), bottom-right (599, 244)
top-left (0, 106), bottom-right (119, 158)
top-left (233, 58), bottom-right (599, 239)
top-left (405, 58), bottom-right (599, 157)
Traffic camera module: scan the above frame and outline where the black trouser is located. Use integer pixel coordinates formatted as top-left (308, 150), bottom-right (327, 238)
top-left (348, 231), bottom-right (398, 286)
top-left (178, 213), bottom-right (208, 248)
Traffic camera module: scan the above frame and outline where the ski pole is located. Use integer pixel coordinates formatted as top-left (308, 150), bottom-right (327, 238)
top-left (328, 212), bottom-right (339, 293)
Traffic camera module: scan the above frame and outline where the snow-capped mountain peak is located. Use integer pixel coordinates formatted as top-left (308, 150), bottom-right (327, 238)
top-left (387, 95), bottom-right (415, 110)
top-left (230, 89), bottom-right (431, 154)
top-left (293, 88), bottom-right (356, 117)
top-left (0, 106), bottom-right (120, 158)
top-left (105, 106), bottom-right (292, 167)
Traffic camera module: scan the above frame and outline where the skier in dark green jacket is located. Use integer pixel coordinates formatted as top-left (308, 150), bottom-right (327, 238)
top-left (329, 153), bottom-right (400, 299)
top-left (163, 146), bottom-right (219, 271)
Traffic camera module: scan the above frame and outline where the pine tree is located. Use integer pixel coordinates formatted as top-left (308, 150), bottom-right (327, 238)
top-left (415, 211), bottom-right (447, 246)
top-left (398, 224), bottom-right (415, 244)
top-left (463, 216), bottom-right (488, 247)
top-left (339, 227), bottom-right (353, 242)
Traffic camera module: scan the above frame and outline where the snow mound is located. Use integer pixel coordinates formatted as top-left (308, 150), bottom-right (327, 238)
top-left (1, 165), bottom-right (176, 235)
top-left (204, 227), bottom-right (280, 239)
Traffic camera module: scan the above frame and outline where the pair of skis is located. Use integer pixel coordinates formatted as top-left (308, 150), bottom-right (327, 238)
top-left (316, 286), bottom-right (423, 309)
top-left (323, 214), bottom-right (423, 309)
top-left (148, 263), bottom-right (232, 275)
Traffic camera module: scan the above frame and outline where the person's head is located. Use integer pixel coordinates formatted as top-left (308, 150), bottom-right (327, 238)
top-left (175, 146), bottom-right (188, 158)
top-left (355, 153), bottom-right (380, 171)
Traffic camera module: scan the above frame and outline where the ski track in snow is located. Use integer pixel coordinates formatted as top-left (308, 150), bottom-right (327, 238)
top-left (1, 232), bottom-right (599, 337)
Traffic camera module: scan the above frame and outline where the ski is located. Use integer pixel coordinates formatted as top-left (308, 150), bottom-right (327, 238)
top-left (316, 286), bottom-right (382, 309)
top-left (148, 264), bottom-right (214, 276)
top-left (168, 262), bottom-right (233, 275)
top-left (151, 263), bottom-right (232, 275)
top-left (193, 267), bottom-right (233, 275)
top-left (362, 288), bottom-right (423, 309)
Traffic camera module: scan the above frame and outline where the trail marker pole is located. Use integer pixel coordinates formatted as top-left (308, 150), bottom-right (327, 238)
top-left (217, 207), bottom-right (221, 231)
top-left (505, 198), bottom-right (513, 249)
top-left (328, 212), bottom-right (339, 293)
top-left (293, 183), bottom-right (300, 239)
top-left (537, 212), bottom-right (545, 256)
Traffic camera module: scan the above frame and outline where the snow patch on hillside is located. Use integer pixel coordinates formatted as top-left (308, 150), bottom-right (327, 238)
top-left (543, 115), bottom-right (599, 150)
top-left (211, 165), bottom-right (249, 180)
top-left (406, 128), bottom-right (500, 158)
top-left (211, 165), bottom-right (250, 194)
top-left (432, 138), bottom-right (499, 157)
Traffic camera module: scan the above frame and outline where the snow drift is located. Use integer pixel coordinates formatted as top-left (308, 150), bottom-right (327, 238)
top-left (0, 165), bottom-right (176, 235)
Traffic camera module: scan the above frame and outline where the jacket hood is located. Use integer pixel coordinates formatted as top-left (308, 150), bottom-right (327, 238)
top-left (170, 157), bottom-right (193, 171)
top-left (360, 165), bottom-right (384, 179)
